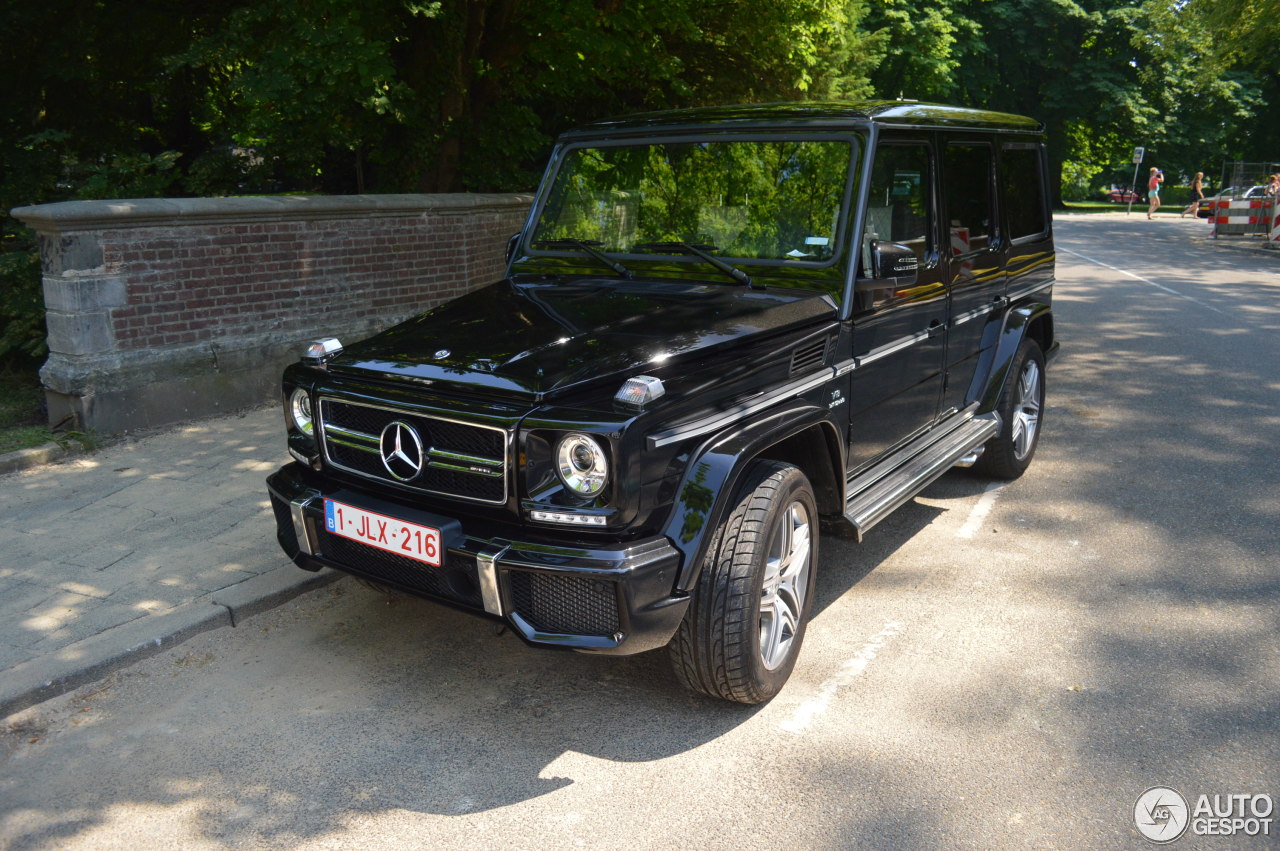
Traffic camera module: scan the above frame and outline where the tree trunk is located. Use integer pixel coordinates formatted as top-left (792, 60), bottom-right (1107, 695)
top-left (1044, 114), bottom-right (1067, 209)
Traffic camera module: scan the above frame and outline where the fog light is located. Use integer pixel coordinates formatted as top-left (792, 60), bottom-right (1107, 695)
top-left (531, 510), bottom-right (608, 526)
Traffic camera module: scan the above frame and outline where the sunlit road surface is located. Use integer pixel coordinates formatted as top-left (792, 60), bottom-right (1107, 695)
top-left (3, 213), bottom-right (1278, 849)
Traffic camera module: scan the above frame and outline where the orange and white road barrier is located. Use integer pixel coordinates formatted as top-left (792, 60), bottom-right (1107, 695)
top-left (1210, 197), bottom-right (1276, 237)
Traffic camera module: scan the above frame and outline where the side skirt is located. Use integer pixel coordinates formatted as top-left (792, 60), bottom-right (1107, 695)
top-left (842, 404), bottom-right (1000, 541)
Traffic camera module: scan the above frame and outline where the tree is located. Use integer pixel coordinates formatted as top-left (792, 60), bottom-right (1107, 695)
top-left (1144, 0), bottom-right (1280, 172)
top-left (863, 0), bottom-right (982, 101)
top-left (943, 0), bottom-right (1161, 206)
top-left (174, 0), bottom-right (882, 194)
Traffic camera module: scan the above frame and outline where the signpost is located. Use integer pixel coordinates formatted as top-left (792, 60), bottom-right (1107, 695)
top-left (1127, 146), bottom-right (1145, 215)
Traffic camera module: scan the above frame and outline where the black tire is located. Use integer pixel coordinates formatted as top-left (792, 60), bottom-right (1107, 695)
top-left (973, 338), bottom-right (1045, 480)
top-left (669, 460), bottom-right (818, 705)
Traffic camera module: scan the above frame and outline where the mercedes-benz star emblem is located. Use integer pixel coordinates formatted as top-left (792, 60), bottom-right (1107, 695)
top-left (379, 420), bottom-right (425, 481)
top-left (434, 349), bottom-right (451, 359)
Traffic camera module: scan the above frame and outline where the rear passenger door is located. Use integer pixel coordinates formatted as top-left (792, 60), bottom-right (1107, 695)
top-left (845, 139), bottom-right (947, 470)
top-left (940, 140), bottom-right (1005, 413)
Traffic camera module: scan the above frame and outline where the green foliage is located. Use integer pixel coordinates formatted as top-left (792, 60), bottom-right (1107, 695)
top-left (174, 0), bottom-right (408, 192)
top-left (0, 132), bottom-right (185, 362)
top-left (864, 0), bottom-right (982, 100)
top-left (0, 366), bottom-right (49, 453)
top-left (0, 242), bottom-right (44, 360)
top-left (0, 0), bottom-right (1274, 225)
top-left (167, 0), bottom-right (883, 194)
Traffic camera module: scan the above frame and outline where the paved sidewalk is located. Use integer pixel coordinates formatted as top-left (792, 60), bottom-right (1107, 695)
top-left (0, 405), bottom-right (338, 717)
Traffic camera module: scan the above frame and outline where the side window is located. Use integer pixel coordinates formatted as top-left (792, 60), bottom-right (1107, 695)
top-left (943, 143), bottom-right (994, 255)
top-left (1001, 146), bottom-right (1048, 240)
top-left (863, 143), bottom-right (933, 271)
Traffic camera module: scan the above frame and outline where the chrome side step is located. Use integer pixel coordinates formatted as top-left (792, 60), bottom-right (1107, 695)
top-left (843, 410), bottom-right (999, 542)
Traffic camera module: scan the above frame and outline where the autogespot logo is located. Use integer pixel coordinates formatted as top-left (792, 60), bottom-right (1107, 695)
top-left (1135, 787), bottom-right (1190, 843)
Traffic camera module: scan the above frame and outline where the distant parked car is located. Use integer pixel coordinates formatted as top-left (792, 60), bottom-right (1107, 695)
top-left (1198, 185), bottom-right (1268, 218)
top-left (1106, 186), bottom-right (1141, 203)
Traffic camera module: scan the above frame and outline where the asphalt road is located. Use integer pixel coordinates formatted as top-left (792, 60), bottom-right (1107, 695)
top-left (3, 214), bottom-right (1278, 850)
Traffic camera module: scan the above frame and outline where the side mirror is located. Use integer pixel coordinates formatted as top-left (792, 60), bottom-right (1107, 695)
top-left (855, 241), bottom-right (919, 294)
top-left (505, 232), bottom-right (521, 264)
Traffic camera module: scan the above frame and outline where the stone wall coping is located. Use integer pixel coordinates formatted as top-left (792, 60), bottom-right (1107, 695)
top-left (12, 193), bottom-right (535, 234)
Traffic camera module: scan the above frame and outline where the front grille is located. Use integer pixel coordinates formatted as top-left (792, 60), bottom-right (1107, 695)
top-left (508, 571), bottom-right (620, 637)
top-left (270, 493), bottom-right (299, 554)
top-left (319, 398), bottom-right (507, 504)
top-left (318, 529), bottom-right (483, 607)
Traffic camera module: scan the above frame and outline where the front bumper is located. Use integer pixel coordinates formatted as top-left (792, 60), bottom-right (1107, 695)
top-left (266, 463), bottom-right (689, 655)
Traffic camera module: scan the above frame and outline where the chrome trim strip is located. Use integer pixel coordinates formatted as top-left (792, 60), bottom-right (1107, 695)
top-left (326, 435), bottom-right (380, 454)
top-left (1005, 279), bottom-right (1053, 303)
top-left (475, 544), bottom-right (508, 616)
top-left (834, 358), bottom-right (857, 377)
top-left (648, 369), bottom-right (834, 449)
top-left (856, 328), bottom-right (929, 367)
top-left (950, 305), bottom-right (991, 328)
top-left (318, 397), bottom-right (510, 506)
top-left (427, 459), bottom-right (504, 477)
top-left (428, 447), bottom-right (503, 467)
top-left (289, 493), bottom-right (317, 556)
top-left (325, 423), bottom-right (379, 444)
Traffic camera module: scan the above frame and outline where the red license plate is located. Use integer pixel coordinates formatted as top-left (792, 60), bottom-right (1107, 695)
top-left (323, 499), bottom-right (442, 566)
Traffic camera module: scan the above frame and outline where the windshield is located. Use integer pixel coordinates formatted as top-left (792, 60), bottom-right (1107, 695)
top-left (530, 138), bottom-right (856, 265)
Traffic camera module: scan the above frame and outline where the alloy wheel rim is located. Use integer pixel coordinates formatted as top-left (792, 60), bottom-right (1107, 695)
top-left (1011, 359), bottom-right (1042, 461)
top-left (759, 500), bottom-right (811, 671)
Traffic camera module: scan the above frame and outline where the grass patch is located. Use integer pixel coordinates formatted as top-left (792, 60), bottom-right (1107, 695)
top-left (0, 425), bottom-right (55, 455)
top-left (1062, 200), bottom-right (1141, 213)
top-left (0, 366), bottom-right (56, 455)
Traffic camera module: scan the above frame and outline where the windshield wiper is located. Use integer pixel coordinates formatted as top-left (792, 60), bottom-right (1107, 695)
top-left (532, 238), bottom-right (632, 279)
top-left (632, 242), bottom-right (759, 289)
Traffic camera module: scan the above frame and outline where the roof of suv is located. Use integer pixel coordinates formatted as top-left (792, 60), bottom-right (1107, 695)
top-left (561, 101), bottom-right (1044, 139)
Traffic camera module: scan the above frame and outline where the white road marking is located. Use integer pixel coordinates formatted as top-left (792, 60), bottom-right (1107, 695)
top-left (781, 620), bottom-right (904, 733)
top-left (958, 482), bottom-right (1004, 539)
top-left (1058, 247), bottom-right (1229, 315)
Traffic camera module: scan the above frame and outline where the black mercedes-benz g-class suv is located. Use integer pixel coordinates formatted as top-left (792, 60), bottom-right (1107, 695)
top-left (267, 101), bottom-right (1058, 704)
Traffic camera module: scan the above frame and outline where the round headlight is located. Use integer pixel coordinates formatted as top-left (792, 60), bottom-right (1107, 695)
top-left (555, 433), bottom-right (608, 498)
top-left (289, 387), bottom-right (314, 436)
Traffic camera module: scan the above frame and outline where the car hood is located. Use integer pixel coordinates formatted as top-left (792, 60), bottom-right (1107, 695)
top-left (327, 276), bottom-right (837, 403)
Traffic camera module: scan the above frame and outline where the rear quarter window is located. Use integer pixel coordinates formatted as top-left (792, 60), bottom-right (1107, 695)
top-left (1001, 146), bottom-right (1048, 240)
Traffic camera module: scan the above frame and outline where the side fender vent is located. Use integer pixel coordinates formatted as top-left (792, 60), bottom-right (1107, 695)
top-left (790, 337), bottom-right (830, 376)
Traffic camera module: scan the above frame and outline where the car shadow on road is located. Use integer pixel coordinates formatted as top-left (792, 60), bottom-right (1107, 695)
top-left (0, 479), bottom-right (975, 847)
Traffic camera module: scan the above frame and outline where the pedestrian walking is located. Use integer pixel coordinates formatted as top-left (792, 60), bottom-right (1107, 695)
top-left (1181, 171), bottom-right (1204, 217)
top-left (1147, 167), bottom-right (1164, 219)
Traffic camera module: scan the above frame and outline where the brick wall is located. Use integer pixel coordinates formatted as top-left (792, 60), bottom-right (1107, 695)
top-left (14, 194), bottom-right (532, 433)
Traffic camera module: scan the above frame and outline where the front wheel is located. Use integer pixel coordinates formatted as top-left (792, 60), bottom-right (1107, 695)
top-left (974, 338), bottom-right (1045, 480)
top-left (669, 461), bottom-right (818, 705)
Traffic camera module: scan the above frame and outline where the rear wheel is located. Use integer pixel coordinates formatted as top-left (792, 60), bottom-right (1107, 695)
top-left (669, 461), bottom-right (817, 704)
top-left (974, 338), bottom-right (1045, 480)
